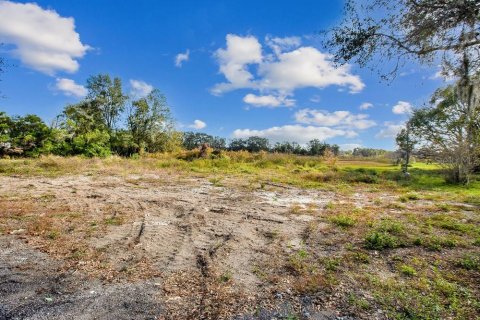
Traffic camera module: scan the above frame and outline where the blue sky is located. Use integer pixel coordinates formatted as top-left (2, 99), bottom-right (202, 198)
top-left (0, 0), bottom-right (447, 150)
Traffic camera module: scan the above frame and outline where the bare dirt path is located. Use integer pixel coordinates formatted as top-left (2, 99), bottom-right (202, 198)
top-left (0, 173), bottom-right (370, 319)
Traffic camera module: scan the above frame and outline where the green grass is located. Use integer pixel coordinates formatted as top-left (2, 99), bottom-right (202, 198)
top-left (329, 214), bottom-right (357, 228)
top-left (1, 155), bottom-right (479, 202)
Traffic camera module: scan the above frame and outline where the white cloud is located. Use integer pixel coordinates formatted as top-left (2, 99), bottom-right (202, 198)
top-left (211, 34), bottom-right (262, 95)
top-left (243, 93), bottom-right (295, 108)
top-left (258, 47), bottom-right (364, 94)
top-left (340, 143), bottom-right (362, 151)
top-left (0, 1), bottom-right (89, 75)
top-left (294, 109), bottom-right (376, 130)
top-left (392, 101), bottom-right (413, 114)
top-left (375, 122), bottom-right (405, 139)
top-left (189, 120), bottom-right (206, 130)
top-left (130, 79), bottom-right (153, 98)
top-left (233, 125), bottom-right (357, 144)
top-left (265, 35), bottom-right (301, 55)
top-left (55, 78), bottom-right (87, 98)
top-left (212, 34), bottom-right (364, 97)
top-left (359, 102), bottom-right (373, 110)
top-left (175, 49), bottom-right (190, 67)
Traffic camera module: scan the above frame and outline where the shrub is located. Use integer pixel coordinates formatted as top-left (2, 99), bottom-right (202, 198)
top-left (365, 231), bottom-right (398, 250)
top-left (330, 214), bottom-right (356, 228)
top-left (456, 255), bottom-right (479, 271)
top-left (399, 264), bottom-right (417, 276)
top-left (72, 130), bottom-right (111, 157)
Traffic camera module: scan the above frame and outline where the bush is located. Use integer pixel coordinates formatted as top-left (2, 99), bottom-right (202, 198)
top-left (72, 130), bottom-right (111, 157)
top-left (330, 214), bottom-right (356, 228)
top-left (365, 231), bottom-right (399, 250)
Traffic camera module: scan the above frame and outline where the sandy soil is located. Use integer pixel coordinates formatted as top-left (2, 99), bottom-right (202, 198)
top-left (0, 173), bottom-right (373, 319)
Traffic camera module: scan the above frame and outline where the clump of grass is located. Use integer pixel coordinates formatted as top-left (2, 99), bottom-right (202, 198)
top-left (364, 219), bottom-right (406, 250)
top-left (399, 264), bottom-right (417, 276)
top-left (287, 249), bottom-right (310, 274)
top-left (419, 235), bottom-right (458, 251)
top-left (219, 270), bottom-right (233, 283)
top-left (324, 201), bottom-right (335, 210)
top-left (329, 214), bottom-right (356, 228)
top-left (456, 255), bottom-right (479, 271)
top-left (303, 171), bottom-right (337, 182)
top-left (348, 293), bottom-right (370, 310)
top-left (289, 203), bottom-right (304, 214)
top-left (435, 203), bottom-right (452, 212)
top-left (209, 177), bottom-right (223, 187)
top-left (323, 257), bottom-right (341, 272)
top-left (399, 192), bottom-right (420, 202)
top-left (365, 231), bottom-right (399, 250)
top-left (350, 251), bottom-right (371, 264)
top-left (47, 230), bottom-right (60, 240)
top-left (104, 216), bottom-right (124, 226)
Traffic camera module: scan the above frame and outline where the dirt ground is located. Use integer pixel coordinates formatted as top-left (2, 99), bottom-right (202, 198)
top-left (1, 172), bottom-right (477, 319)
top-left (0, 172), bottom-right (361, 319)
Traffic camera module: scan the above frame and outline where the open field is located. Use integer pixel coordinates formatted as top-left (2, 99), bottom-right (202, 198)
top-left (1, 154), bottom-right (479, 319)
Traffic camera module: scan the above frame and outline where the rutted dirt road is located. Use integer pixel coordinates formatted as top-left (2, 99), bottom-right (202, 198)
top-left (0, 173), bottom-right (373, 319)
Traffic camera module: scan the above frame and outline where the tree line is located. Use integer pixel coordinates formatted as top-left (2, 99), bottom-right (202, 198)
top-left (0, 73), bottom-right (344, 158)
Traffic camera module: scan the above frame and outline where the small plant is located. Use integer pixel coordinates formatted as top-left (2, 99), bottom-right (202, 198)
top-left (348, 293), bottom-right (370, 310)
top-left (325, 201), bottom-right (335, 209)
top-left (329, 214), bottom-right (356, 228)
top-left (289, 203), bottom-right (304, 214)
top-left (351, 251), bottom-right (371, 264)
top-left (323, 257), bottom-right (341, 271)
top-left (399, 193), bottom-right (420, 202)
top-left (104, 216), bottom-right (123, 225)
top-left (209, 177), bottom-right (223, 187)
top-left (47, 230), bottom-right (59, 240)
top-left (399, 264), bottom-right (417, 276)
top-left (365, 231), bottom-right (398, 250)
top-left (219, 270), bottom-right (233, 282)
top-left (456, 255), bottom-right (479, 271)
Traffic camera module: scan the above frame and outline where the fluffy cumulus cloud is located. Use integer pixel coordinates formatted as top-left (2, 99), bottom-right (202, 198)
top-left (212, 34), bottom-right (262, 95)
top-left (243, 93), bottom-right (295, 108)
top-left (129, 79), bottom-right (153, 98)
top-left (233, 125), bottom-right (357, 144)
top-left (257, 47), bottom-right (364, 93)
top-left (376, 122), bottom-right (405, 138)
top-left (189, 119), bottom-right (206, 130)
top-left (175, 49), bottom-right (190, 67)
top-left (0, 1), bottom-right (89, 75)
top-left (392, 101), bottom-right (413, 114)
top-left (294, 109), bottom-right (376, 130)
top-left (55, 78), bottom-right (87, 98)
top-left (212, 34), bottom-right (364, 106)
top-left (359, 102), bottom-right (373, 110)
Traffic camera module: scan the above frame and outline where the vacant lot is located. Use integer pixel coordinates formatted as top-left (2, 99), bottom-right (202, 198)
top-left (1, 155), bottom-right (479, 319)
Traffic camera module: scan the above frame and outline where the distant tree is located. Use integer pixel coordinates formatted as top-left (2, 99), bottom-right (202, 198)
top-left (128, 89), bottom-right (180, 153)
top-left (273, 141), bottom-right (305, 154)
top-left (352, 148), bottom-right (388, 158)
top-left (86, 74), bottom-right (128, 131)
top-left (407, 80), bottom-right (480, 183)
top-left (228, 138), bottom-right (247, 151)
top-left (396, 123), bottom-right (417, 173)
top-left (245, 136), bottom-right (270, 152)
top-left (183, 132), bottom-right (226, 150)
